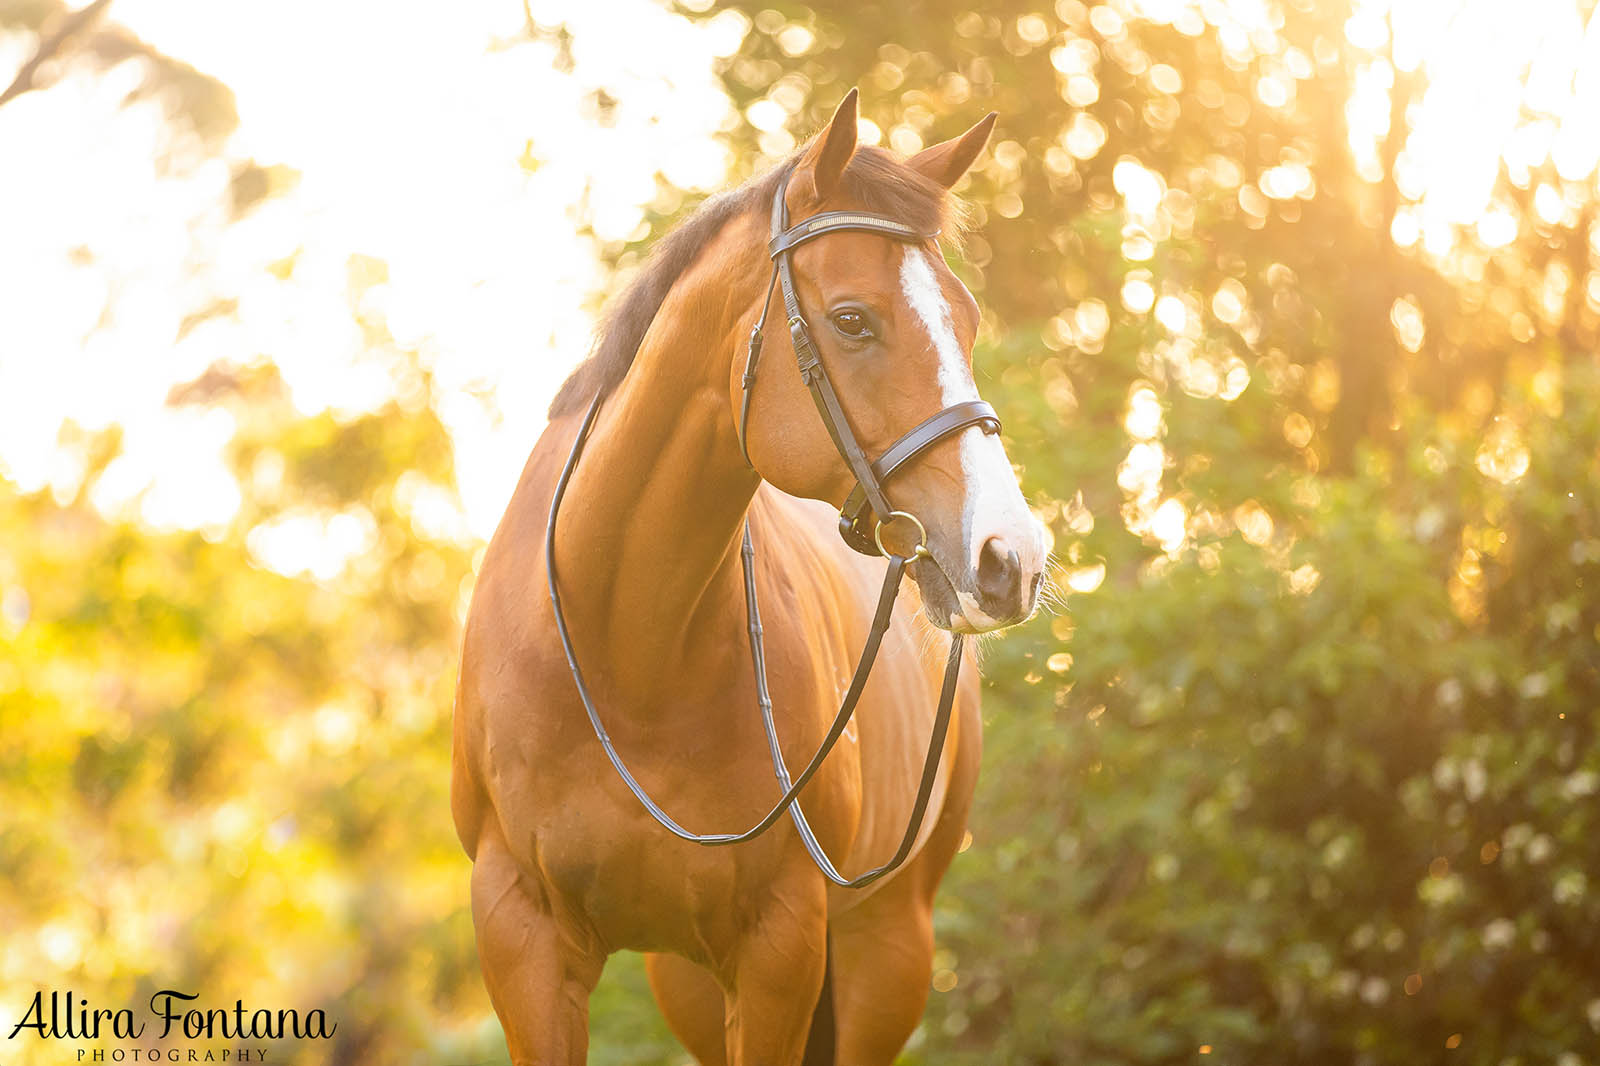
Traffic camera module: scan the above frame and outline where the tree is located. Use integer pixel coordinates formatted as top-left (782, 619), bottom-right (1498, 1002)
top-left (8, 1), bottom-right (1599, 1062)
top-left (648, 1), bottom-right (1600, 1061)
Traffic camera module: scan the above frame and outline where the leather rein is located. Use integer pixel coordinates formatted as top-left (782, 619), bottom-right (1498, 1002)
top-left (545, 166), bottom-right (1000, 889)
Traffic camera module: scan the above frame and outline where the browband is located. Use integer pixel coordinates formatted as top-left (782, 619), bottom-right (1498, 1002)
top-left (767, 211), bottom-right (937, 257)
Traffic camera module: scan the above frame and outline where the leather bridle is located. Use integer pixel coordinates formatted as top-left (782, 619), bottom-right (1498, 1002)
top-left (740, 169), bottom-right (1001, 557)
top-left (546, 165), bottom-right (999, 889)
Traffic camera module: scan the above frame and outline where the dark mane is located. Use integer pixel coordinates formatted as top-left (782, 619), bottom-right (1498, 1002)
top-left (547, 144), bottom-right (964, 417)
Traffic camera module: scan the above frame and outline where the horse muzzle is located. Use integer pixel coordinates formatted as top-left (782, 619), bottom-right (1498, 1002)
top-left (914, 513), bottom-right (1047, 634)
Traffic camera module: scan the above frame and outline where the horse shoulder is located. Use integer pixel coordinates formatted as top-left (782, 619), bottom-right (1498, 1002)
top-left (453, 414), bottom-right (588, 859)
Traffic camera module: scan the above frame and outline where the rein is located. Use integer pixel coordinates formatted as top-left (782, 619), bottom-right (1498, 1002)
top-left (545, 167), bottom-right (997, 889)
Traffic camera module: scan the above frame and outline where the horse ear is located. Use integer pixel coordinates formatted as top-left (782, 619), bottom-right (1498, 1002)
top-left (907, 112), bottom-right (997, 189)
top-left (797, 88), bottom-right (860, 202)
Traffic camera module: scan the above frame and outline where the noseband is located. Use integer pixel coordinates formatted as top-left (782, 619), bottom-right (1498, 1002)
top-left (546, 166), bottom-right (998, 889)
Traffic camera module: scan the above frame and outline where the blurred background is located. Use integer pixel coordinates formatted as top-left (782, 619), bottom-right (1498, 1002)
top-left (2, 0), bottom-right (1598, 1063)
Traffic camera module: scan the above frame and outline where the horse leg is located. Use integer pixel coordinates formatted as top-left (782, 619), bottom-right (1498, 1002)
top-left (644, 953), bottom-right (727, 1065)
top-left (829, 705), bottom-right (980, 1064)
top-left (721, 869), bottom-right (829, 1066)
top-left (471, 828), bottom-right (604, 1065)
top-left (826, 864), bottom-right (939, 1063)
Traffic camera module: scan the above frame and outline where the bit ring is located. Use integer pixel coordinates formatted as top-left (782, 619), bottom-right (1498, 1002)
top-left (874, 510), bottom-right (930, 560)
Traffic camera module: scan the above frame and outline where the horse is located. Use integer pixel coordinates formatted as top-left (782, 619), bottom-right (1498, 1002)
top-left (451, 89), bottom-right (1047, 1065)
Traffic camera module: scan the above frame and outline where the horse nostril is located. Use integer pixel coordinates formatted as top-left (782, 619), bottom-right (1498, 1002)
top-left (976, 536), bottom-right (1022, 617)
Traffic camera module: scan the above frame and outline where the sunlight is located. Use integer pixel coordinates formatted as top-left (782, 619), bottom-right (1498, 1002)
top-left (0, 0), bottom-right (741, 556)
top-left (6, 0), bottom-right (1600, 573)
top-left (246, 508), bottom-right (377, 582)
top-left (1360, 0), bottom-right (1599, 255)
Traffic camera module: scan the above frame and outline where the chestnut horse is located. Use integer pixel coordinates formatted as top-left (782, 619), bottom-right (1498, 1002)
top-left (452, 91), bottom-right (1046, 1065)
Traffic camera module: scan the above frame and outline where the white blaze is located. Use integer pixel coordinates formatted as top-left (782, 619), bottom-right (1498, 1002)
top-left (897, 248), bottom-right (1042, 621)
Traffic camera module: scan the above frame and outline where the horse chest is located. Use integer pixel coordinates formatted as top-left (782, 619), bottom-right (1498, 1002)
top-left (530, 804), bottom-right (757, 953)
top-left (489, 660), bottom-right (854, 954)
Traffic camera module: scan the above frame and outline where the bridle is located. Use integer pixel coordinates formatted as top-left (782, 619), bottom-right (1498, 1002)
top-left (739, 170), bottom-right (1001, 557)
top-left (546, 164), bottom-right (1001, 889)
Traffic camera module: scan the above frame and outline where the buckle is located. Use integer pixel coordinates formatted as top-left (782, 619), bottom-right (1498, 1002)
top-left (838, 512), bottom-right (874, 555)
top-left (789, 317), bottom-right (820, 373)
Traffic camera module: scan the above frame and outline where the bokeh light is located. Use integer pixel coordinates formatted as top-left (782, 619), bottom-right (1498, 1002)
top-left (7, 0), bottom-right (1600, 1062)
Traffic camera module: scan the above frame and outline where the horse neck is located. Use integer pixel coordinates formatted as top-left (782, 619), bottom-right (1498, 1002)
top-left (550, 213), bottom-right (768, 700)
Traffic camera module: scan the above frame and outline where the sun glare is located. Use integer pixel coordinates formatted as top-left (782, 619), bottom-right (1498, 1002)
top-left (3, 0), bottom-right (1598, 568)
top-left (0, 0), bottom-right (739, 554)
top-left (1362, 0), bottom-right (1600, 256)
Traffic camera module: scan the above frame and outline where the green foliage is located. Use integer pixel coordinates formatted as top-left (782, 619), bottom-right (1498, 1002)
top-left (0, 359), bottom-right (498, 1065)
top-left (678, 1), bottom-right (1600, 1061)
top-left (8, 1), bottom-right (1600, 1064)
top-left (921, 359), bottom-right (1599, 1066)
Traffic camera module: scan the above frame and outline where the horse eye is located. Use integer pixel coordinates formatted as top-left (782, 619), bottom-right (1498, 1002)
top-left (832, 311), bottom-right (871, 338)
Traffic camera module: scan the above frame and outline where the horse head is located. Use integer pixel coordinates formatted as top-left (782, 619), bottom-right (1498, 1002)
top-left (736, 90), bottom-right (1048, 633)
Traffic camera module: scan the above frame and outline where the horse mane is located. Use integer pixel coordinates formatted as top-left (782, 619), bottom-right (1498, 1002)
top-left (547, 143), bottom-right (966, 417)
